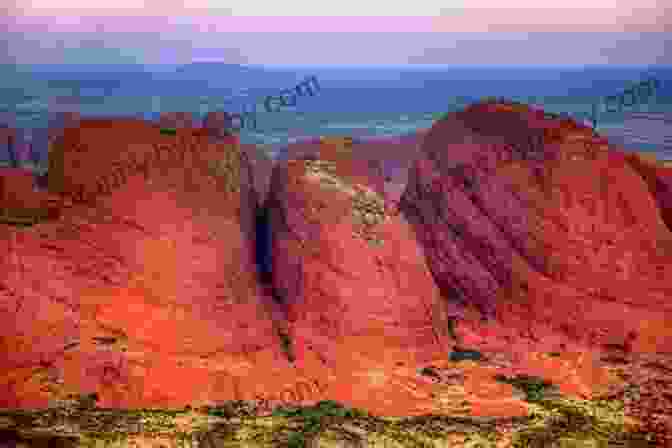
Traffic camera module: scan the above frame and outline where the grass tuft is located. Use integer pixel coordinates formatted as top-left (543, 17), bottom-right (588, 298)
top-left (159, 127), bottom-right (177, 135)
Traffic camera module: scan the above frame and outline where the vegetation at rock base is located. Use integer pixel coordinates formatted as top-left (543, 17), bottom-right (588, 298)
top-left (270, 400), bottom-right (370, 447)
top-left (510, 397), bottom-right (658, 447)
top-left (0, 392), bottom-right (660, 448)
top-left (493, 374), bottom-right (559, 403)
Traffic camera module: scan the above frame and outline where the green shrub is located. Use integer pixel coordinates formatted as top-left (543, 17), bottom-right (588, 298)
top-left (419, 366), bottom-right (441, 380)
top-left (159, 127), bottom-right (177, 135)
top-left (493, 374), bottom-right (556, 403)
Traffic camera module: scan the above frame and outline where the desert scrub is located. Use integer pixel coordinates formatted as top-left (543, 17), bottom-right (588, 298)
top-left (206, 143), bottom-right (242, 194)
top-left (0, 405), bottom-right (212, 448)
top-left (159, 127), bottom-right (177, 135)
top-left (319, 136), bottom-right (354, 155)
top-left (350, 183), bottom-right (387, 247)
top-left (511, 397), bottom-right (655, 447)
top-left (203, 401), bottom-right (261, 420)
top-left (272, 400), bottom-right (368, 421)
top-left (270, 400), bottom-right (370, 447)
top-left (419, 366), bottom-right (442, 381)
top-left (303, 159), bottom-right (388, 247)
top-left (0, 205), bottom-right (54, 226)
top-left (384, 414), bottom-right (503, 448)
top-left (493, 374), bottom-right (561, 403)
top-left (303, 159), bottom-right (343, 193)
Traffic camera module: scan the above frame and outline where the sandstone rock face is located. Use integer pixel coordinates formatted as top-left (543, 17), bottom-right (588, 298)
top-left (158, 112), bottom-right (197, 129)
top-left (275, 133), bottom-right (425, 211)
top-left (622, 150), bottom-right (672, 231)
top-left (203, 111), bottom-right (234, 139)
top-left (351, 131), bottom-right (429, 211)
top-left (0, 167), bottom-right (61, 223)
top-left (3, 108), bottom-right (671, 424)
top-left (46, 111), bottom-right (82, 146)
top-left (240, 144), bottom-right (274, 207)
top-left (400, 102), bottom-right (672, 358)
top-left (1, 127), bottom-right (19, 167)
top-left (274, 137), bottom-right (325, 163)
top-left (266, 138), bottom-right (461, 402)
top-left (1, 118), bottom-right (290, 409)
top-left (0, 168), bottom-right (36, 209)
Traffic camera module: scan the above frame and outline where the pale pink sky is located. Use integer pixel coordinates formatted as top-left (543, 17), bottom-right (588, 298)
top-left (2, 1), bottom-right (670, 65)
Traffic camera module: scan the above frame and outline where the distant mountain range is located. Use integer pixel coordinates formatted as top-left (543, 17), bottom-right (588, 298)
top-left (167, 62), bottom-right (308, 88)
top-left (8, 62), bottom-right (314, 93)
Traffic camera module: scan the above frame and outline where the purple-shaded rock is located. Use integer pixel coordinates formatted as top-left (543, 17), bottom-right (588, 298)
top-left (203, 111), bottom-right (234, 138)
top-left (399, 101), bottom-right (672, 356)
top-left (158, 112), bottom-right (196, 129)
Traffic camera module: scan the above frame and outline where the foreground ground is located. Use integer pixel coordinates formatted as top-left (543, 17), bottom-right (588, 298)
top-left (1, 348), bottom-right (668, 447)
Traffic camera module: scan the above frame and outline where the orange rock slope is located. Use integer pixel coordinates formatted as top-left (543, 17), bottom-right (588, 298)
top-left (621, 150), bottom-right (672, 231)
top-left (0, 107), bottom-right (670, 429)
top-left (1, 118), bottom-right (291, 409)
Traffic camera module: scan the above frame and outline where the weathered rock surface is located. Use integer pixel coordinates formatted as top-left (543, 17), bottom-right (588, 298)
top-left (350, 131), bottom-right (429, 211)
top-left (266, 137), bottom-right (467, 415)
top-left (621, 150), bottom-right (672, 231)
top-left (1, 118), bottom-right (291, 409)
top-left (2, 106), bottom-right (670, 432)
top-left (1, 126), bottom-right (19, 167)
top-left (399, 101), bottom-right (672, 366)
top-left (0, 167), bottom-right (61, 224)
top-left (1, 167), bottom-right (36, 210)
top-left (202, 111), bottom-right (234, 139)
top-left (240, 143), bottom-right (274, 207)
top-left (275, 133), bottom-right (427, 213)
top-left (158, 112), bottom-right (197, 129)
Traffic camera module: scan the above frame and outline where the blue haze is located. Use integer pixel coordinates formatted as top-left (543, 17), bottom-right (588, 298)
top-left (1, 64), bottom-right (671, 165)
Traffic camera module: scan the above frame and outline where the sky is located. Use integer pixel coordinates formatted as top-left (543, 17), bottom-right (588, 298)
top-left (1, 0), bottom-right (670, 67)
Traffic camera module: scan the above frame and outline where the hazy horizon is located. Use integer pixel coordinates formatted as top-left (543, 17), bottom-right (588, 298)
top-left (3, 1), bottom-right (670, 67)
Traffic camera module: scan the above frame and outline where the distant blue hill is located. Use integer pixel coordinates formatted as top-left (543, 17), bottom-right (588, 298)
top-left (166, 62), bottom-right (310, 89)
top-left (14, 63), bottom-right (149, 74)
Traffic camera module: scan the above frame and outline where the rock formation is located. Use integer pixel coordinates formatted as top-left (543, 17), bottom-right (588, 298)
top-left (399, 101), bottom-right (672, 360)
top-left (158, 112), bottom-right (197, 129)
top-left (0, 167), bottom-right (61, 223)
top-left (347, 131), bottom-right (429, 211)
top-left (203, 111), bottom-right (234, 139)
top-left (266, 137), bottom-right (465, 415)
top-left (621, 150), bottom-right (672, 231)
top-left (1, 117), bottom-right (290, 408)
top-left (1, 105), bottom-right (670, 431)
top-left (274, 134), bottom-right (419, 209)
top-left (1, 126), bottom-right (19, 168)
top-left (240, 143), bottom-right (274, 207)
